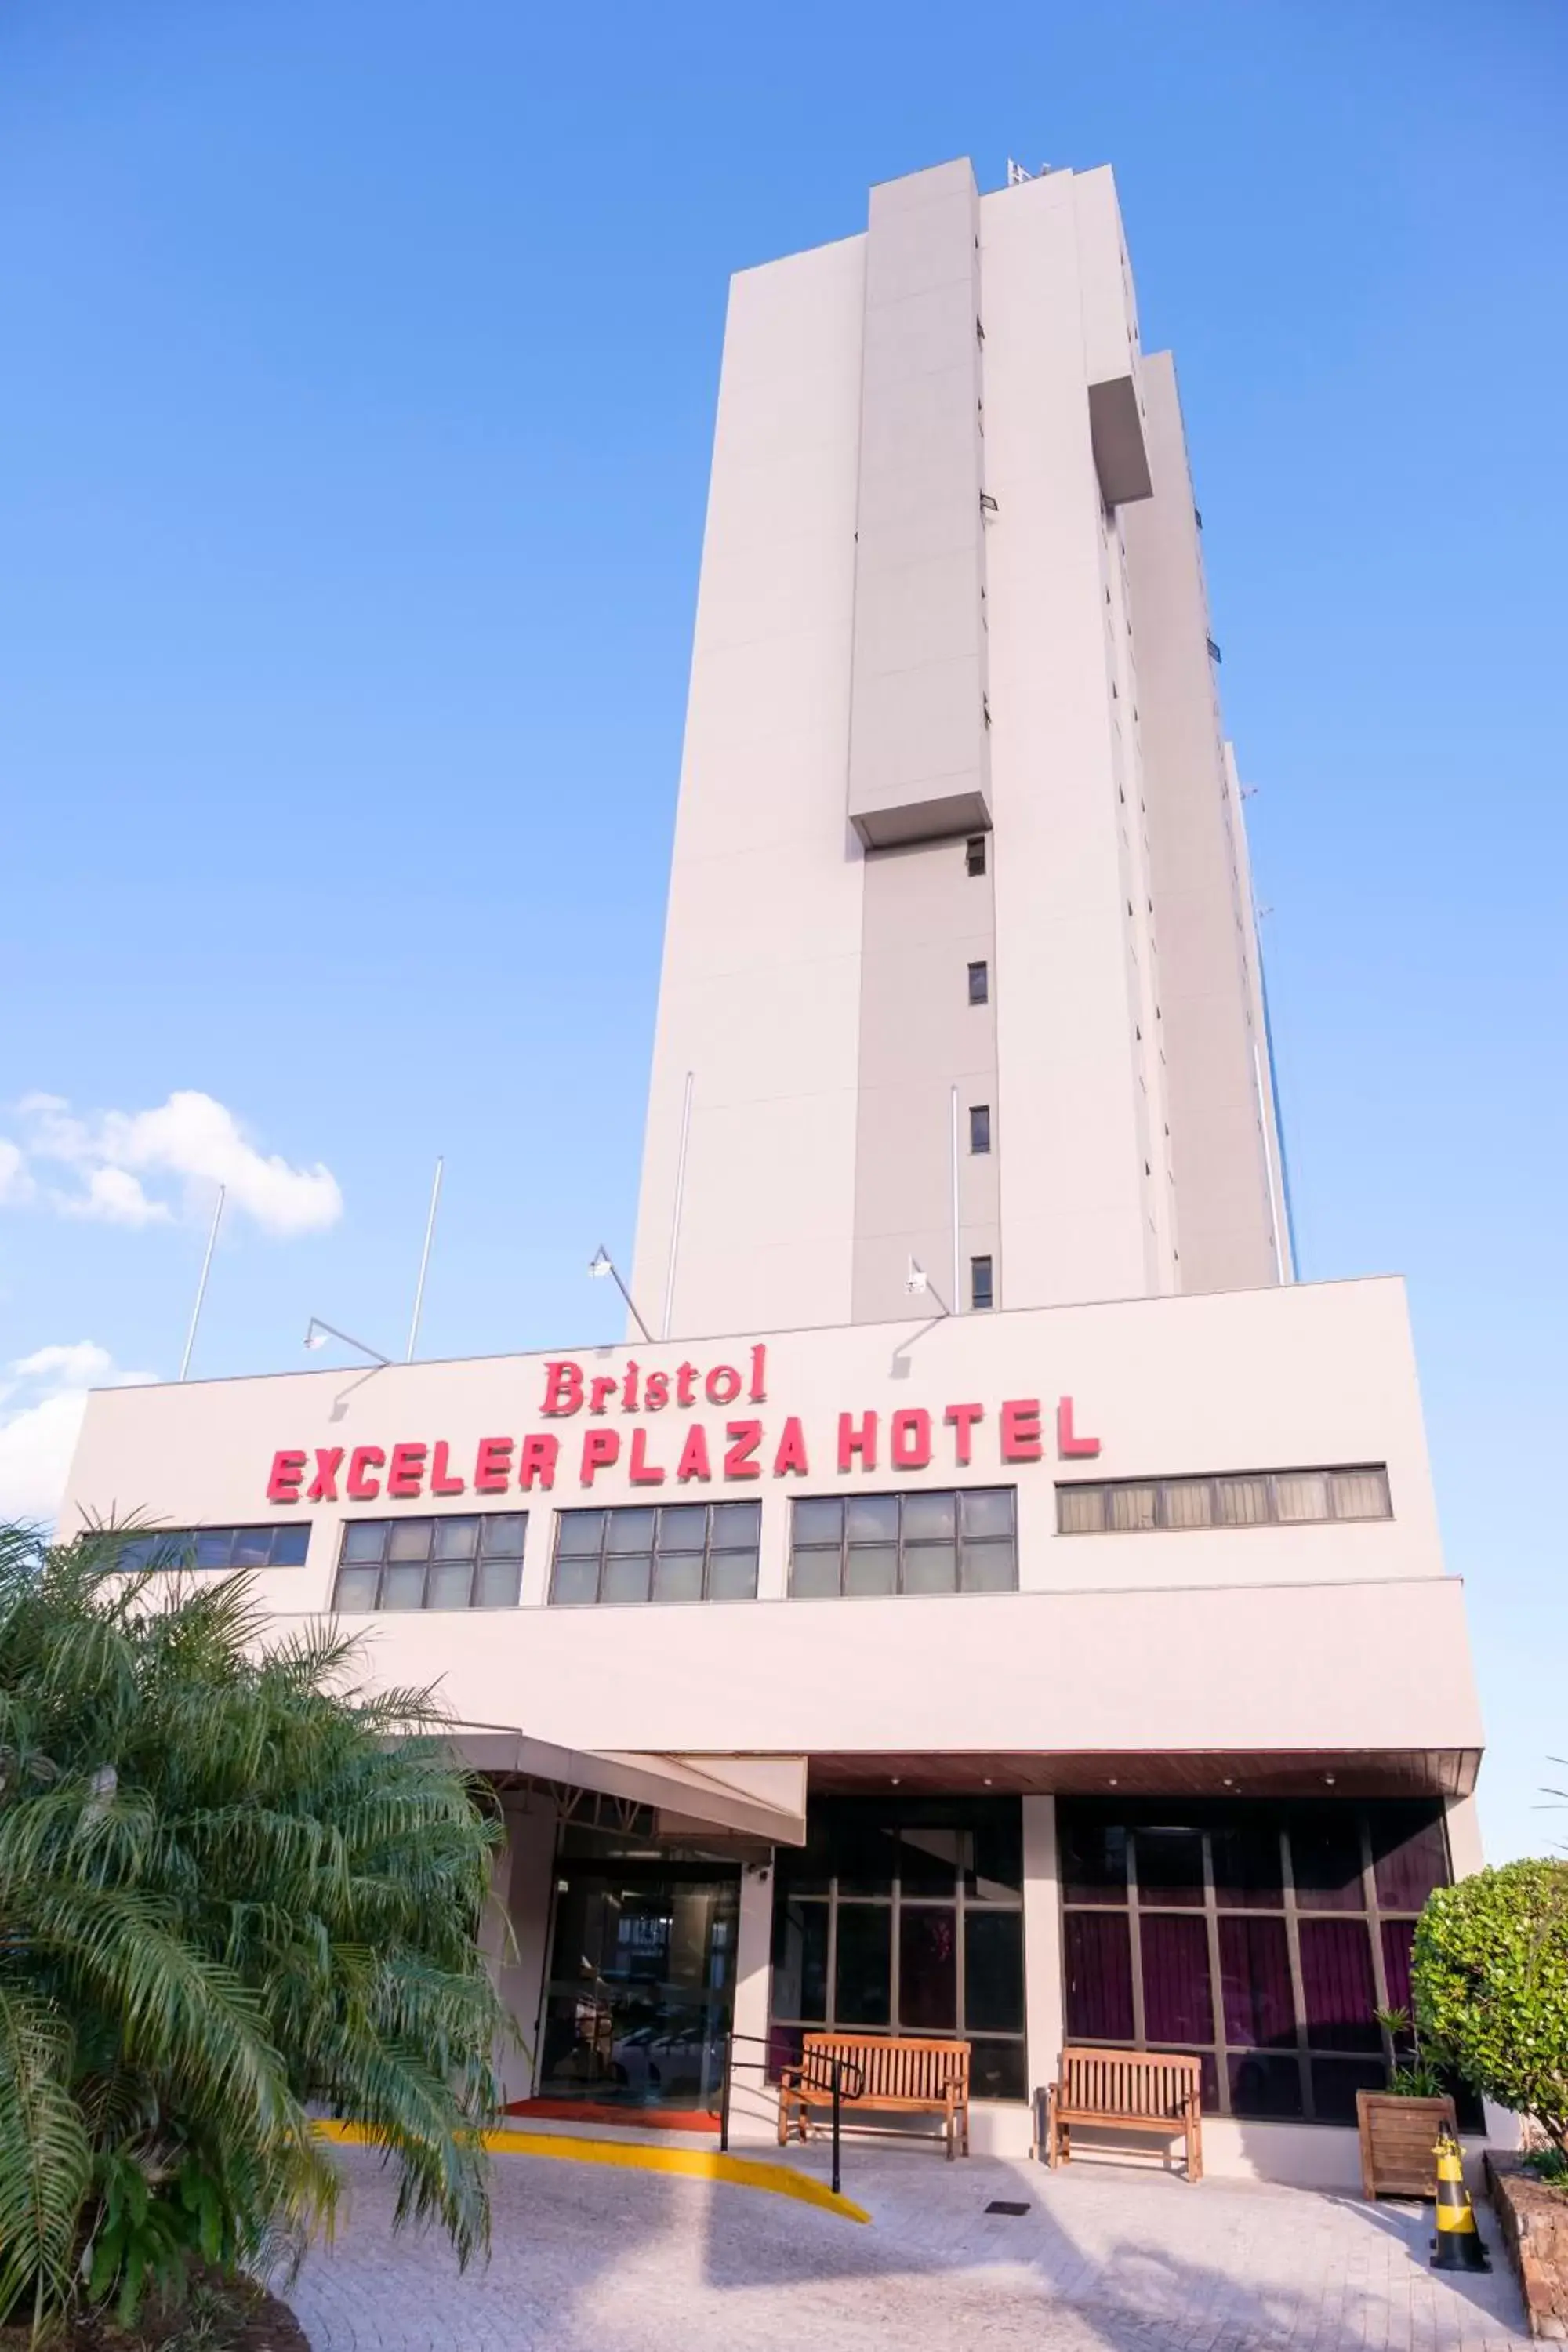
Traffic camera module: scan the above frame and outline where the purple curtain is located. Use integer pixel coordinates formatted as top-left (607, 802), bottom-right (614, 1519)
top-left (1218, 1915), bottom-right (1295, 2048)
top-left (1140, 1914), bottom-right (1214, 2045)
top-left (1064, 1911), bottom-right (1134, 2041)
top-left (1372, 1815), bottom-right (1448, 1912)
top-left (1380, 1918), bottom-right (1416, 2018)
top-left (1299, 1918), bottom-right (1379, 2050)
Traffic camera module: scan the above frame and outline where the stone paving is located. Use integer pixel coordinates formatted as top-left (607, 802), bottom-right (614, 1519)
top-left (289, 2140), bottom-right (1531, 2352)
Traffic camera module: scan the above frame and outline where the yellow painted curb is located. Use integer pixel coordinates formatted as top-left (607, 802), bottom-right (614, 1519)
top-left (314, 2118), bottom-right (870, 2225)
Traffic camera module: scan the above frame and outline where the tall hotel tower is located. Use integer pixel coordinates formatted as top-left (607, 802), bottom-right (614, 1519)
top-left (632, 158), bottom-right (1290, 1338)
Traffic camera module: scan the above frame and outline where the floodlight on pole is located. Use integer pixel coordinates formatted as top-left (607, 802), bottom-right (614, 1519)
top-left (587, 1244), bottom-right (654, 1345)
top-left (905, 1256), bottom-right (953, 1316)
top-left (303, 1316), bottom-right (391, 1368)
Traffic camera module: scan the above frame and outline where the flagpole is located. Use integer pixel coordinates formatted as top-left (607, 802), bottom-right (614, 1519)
top-left (179, 1185), bottom-right (226, 1382)
top-left (406, 1156), bottom-right (445, 1363)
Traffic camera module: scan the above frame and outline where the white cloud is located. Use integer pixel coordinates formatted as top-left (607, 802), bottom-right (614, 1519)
top-left (0, 1342), bottom-right (157, 1527)
top-left (5, 1089), bottom-right (343, 1238)
top-left (58, 1167), bottom-right (172, 1228)
top-left (0, 1138), bottom-right (33, 1206)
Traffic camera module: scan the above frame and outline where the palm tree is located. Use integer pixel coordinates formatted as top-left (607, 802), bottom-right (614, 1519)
top-left (0, 1522), bottom-right (514, 2329)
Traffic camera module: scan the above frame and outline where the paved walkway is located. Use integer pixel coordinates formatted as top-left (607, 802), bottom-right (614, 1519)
top-left (290, 2140), bottom-right (1530, 2352)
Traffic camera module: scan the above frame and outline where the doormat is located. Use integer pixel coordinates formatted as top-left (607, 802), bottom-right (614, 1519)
top-left (985, 2200), bottom-right (1032, 2216)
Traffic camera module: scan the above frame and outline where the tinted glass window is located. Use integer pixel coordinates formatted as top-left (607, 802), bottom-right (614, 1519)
top-left (789, 1489), bottom-right (1015, 1598)
top-left (550, 1502), bottom-right (759, 1604)
top-left (1057, 1798), bottom-right (1467, 2126)
top-left (332, 1513), bottom-right (527, 1611)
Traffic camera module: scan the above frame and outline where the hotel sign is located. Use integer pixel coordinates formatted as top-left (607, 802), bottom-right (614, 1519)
top-left (265, 1345), bottom-right (1100, 1504)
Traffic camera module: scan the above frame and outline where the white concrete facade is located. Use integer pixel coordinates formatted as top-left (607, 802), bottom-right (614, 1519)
top-left (61, 1276), bottom-right (1484, 2182)
top-left (631, 158), bottom-right (1287, 1339)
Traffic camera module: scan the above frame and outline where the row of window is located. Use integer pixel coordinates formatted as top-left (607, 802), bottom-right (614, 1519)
top-left (332, 1512), bottom-right (528, 1613)
top-left (108, 1523), bottom-right (311, 1571)
top-left (110, 1464), bottom-right (1394, 1613)
top-left (769, 1798), bottom-right (1027, 2103)
top-left (764, 1798), bottom-right (1471, 2124)
top-left (1058, 1466), bottom-right (1392, 1536)
top-left (1056, 1799), bottom-right (1475, 2126)
top-left (788, 1487), bottom-right (1016, 1598)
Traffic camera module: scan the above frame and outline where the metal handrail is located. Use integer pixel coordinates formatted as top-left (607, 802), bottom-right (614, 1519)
top-left (712, 2028), bottom-right (863, 2198)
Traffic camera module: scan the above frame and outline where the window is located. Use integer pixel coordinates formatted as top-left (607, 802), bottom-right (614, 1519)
top-left (1057, 1465), bottom-right (1391, 1535)
top-left (1058, 1798), bottom-right (1475, 2127)
top-left (970, 1255), bottom-right (994, 1312)
top-left (966, 835), bottom-right (987, 877)
top-left (789, 1487), bottom-right (1015, 1598)
top-left (969, 1104), bottom-right (991, 1155)
top-left (770, 1796), bottom-right (1027, 2100)
top-left (332, 1514), bottom-right (525, 1611)
top-left (967, 960), bottom-right (989, 1005)
top-left (108, 1523), bottom-right (310, 1571)
top-left (550, 1501), bottom-right (760, 1606)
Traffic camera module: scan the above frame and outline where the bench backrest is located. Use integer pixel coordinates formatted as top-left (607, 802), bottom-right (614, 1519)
top-left (1058, 2045), bottom-right (1201, 2120)
top-left (802, 2033), bottom-right (969, 2100)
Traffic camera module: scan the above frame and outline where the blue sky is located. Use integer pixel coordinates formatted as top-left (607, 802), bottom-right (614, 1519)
top-left (1, 2), bottom-right (1563, 1860)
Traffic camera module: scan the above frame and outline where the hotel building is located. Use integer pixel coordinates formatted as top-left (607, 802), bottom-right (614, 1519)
top-left (61, 158), bottom-right (1486, 2187)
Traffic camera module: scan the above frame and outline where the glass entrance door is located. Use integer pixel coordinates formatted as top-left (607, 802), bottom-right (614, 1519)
top-left (538, 1861), bottom-right (740, 2113)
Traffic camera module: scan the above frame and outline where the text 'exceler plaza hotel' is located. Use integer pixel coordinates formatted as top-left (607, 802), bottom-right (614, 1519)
top-left (64, 159), bottom-right (1487, 2187)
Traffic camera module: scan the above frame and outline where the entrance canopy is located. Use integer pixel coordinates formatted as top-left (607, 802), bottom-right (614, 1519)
top-left (445, 1725), bottom-right (808, 1844)
top-left (806, 1748), bottom-right (1481, 1800)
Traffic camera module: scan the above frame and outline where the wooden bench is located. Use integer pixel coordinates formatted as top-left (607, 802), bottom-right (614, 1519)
top-left (1042, 2047), bottom-right (1204, 2181)
top-left (778, 2034), bottom-right (971, 2160)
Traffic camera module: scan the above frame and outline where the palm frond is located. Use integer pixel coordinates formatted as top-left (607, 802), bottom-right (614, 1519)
top-left (0, 1984), bottom-right (92, 2321)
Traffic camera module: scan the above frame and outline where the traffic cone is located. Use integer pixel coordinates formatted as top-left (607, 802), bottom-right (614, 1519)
top-left (1431, 2127), bottom-right (1490, 2272)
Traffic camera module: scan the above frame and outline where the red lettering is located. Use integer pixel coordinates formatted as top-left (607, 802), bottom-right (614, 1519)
top-left (1057, 1395), bottom-right (1102, 1458)
top-left (622, 1359), bottom-right (641, 1410)
top-left (676, 1424), bottom-right (712, 1483)
top-left (644, 1371), bottom-right (670, 1410)
top-left (944, 1403), bottom-right (984, 1467)
top-left (891, 1407), bottom-right (932, 1470)
top-left (307, 1446), bottom-right (343, 1504)
top-left (347, 1446), bottom-right (385, 1501)
top-left (267, 1448), bottom-right (307, 1504)
top-left (772, 1417), bottom-right (809, 1477)
top-left (706, 1364), bottom-right (742, 1406)
top-left (579, 1428), bottom-right (620, 1484)
top-left (724, 1419), bottom-right (762, 1479)
top-left (1001, 1399), bottom-right (1043, 1462)
top-left (589, 1374), bottom-right (619, 1414)
top-left (518, 1433), bottom-right (559, 1490)
top-left (387, 1441), bottom-right (427, 1500)
top-left (430, 1439), bottom-right (465, 1497)
top-left (676, 1361), bottom-right (699, 1406)
top-left (748, 1343), bottom-right (768, 1403)
top-left (837, 1411), bottom-right (877, 1472)
top-left (629, 1428), bottom-right (666, 1485)
top-left (542, 1360), bottom-right (584, 1416)
top-left (474, 1436), bottom-right (514, 1493)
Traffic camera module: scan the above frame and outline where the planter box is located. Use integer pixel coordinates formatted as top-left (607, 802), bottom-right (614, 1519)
top-left (1356, 2091), bottom-right (1457, 2199)
top-left (1488, 2154), bottom-right (1568, 2340)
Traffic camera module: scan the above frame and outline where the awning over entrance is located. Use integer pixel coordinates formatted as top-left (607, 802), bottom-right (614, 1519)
top-left (804, 1747), bottom-right (1481, 1799)
top-left (445, 1725), bottom-right (808, 1844)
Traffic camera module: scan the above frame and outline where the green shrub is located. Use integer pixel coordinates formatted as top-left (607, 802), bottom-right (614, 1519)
top-left (1413, 1858), bottom-right (1568, 2156)
top-left (0, 1523), bottom-right (515, 2328)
